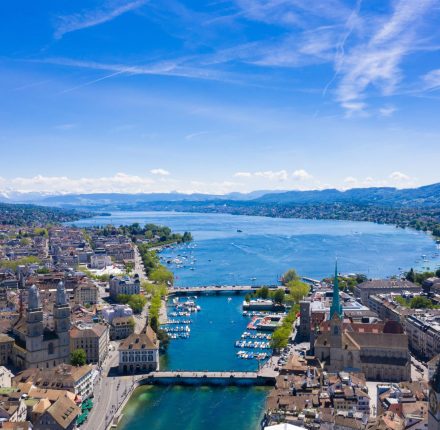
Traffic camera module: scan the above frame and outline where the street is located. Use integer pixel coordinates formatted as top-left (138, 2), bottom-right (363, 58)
top-left (84, 342), bottom-right (135, 430)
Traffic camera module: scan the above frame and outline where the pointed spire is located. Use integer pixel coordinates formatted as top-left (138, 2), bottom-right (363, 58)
top-left (329, 260), bottom-right (343, 320)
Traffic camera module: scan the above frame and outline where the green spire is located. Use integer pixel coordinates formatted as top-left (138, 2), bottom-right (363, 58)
top-left (329, 260), bottom-right (343, 319)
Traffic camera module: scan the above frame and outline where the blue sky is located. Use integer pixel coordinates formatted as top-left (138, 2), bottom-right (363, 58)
top-left (1, 0), bottom-right (440, 195)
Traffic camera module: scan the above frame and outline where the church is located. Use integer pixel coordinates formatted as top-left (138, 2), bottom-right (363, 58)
top-left (11, 282), bottom-right (71, 370)
top-left (313, 264), bottom-right (410, 382)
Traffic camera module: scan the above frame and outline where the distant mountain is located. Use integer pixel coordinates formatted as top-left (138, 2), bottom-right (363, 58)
top-left (254, 183), bottom-right (440, 207)
top-left (0, 183), bottom-right (439, 209)
top-left (0, 190), bottom-right (283, 207)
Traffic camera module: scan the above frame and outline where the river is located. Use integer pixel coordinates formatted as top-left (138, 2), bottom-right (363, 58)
top-left (71, 211), bottom-right (440, 430)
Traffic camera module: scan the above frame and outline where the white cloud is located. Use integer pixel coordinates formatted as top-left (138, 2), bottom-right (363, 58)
top-left (389, 171), bottom-right (410, 181)
top-left (335, 0), bottom-right (436, 113)
top-left (254, 170), bottom-right (289, 181)
top-left (1, 173), bottom-right (155, 194)
top-left (55, 0), bottom-right (148, 39)
top-left (379, 105), bottom-right (396, 117)
top-left (292, 169), bottom-right (312, 181)
top-left (422, 69), bottom-right (440, 91)
top-left (150, 168), bottom-right (170, 176)
top-left (234, 169), bottom-right (313, 182)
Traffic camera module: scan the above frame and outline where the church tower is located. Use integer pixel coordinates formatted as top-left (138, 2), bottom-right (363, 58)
top-left (329, 261), bottom-right (343, 320)
top-left (25, 285), bottom-right (44, 364)
top-left (429, 359), bottom-right (440, 429)
top-left (53, 281), bottom-right (71, 364)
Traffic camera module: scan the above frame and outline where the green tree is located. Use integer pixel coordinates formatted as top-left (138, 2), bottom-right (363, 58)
top-left (436, 268), bottom-right (440, 278)
top-left (281, 269), bottom-right (299, 285)
top-left (258, 286), bottom-right (269, 299)
top-left (244, 293), bottom-right (251, 303)
top-left (286, 280), bottom-right (310, 303)
top-left (71, 349), bottom-right (87, 366)
top-left (150, 315), bottom-right (158, 333)
top-left (128, 294), bottom-right (147, 313)
top-left (410, 296), bottom-right (432, 309)
top-left (149, 266), bottom-right (174, 285)
top-left (406, 268), bottom-right (415, 283)
top-left (273, 289), bottom-right (285, 304)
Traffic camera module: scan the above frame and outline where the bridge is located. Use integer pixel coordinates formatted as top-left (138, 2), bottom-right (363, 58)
top-left (169, 285), bottom-right (282, 295)
top-left (138, 369), bottom-right (277, 386)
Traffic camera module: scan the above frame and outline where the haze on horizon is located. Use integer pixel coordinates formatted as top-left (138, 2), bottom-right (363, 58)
top-left (1, 0), bottom-right (440, 196)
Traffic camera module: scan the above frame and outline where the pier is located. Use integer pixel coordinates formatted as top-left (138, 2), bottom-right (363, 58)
top-left (169, 285), bottom-right (282, 295)
top-left (138, 369), bottom-right (277, 386)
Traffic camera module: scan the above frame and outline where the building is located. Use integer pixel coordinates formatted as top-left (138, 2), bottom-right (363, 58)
top-left (70, 323), bottom-right (109, 365)
top-left (90, 250), bottom-right (112, 270)
top-left (32, 394), bottom-right (80, 430)
top-left (118, 326), bottom-right (159, 373)
top-left (354, 279), bottom-right (420, 305)
top-left (73, 282), bottom-right (98, 306)
top-left (101, 304), bottom-right (133, 324)
top-left (314, 313), bottom-right (410, 382)
top-left (0, 333), bottom-right (14, 365)
top-left (109, 275), bottom-right (140, 300)
top-left (11, 282), bottom-right (71, 370)
top-left (12, 364), bottom-right (96, 400)
top-left (430, 360), bottom-right (440, 429)
top-left (110, 316), bottom-right (135, 340)
top-left (405, 311), bottom-right (440, 360)
top-left (0, 366), bottom-right (13, 388)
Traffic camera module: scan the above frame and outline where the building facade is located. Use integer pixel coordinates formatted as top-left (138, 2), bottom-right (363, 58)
top-left (11, 282), bottom-right (71, 370)
top-left (118, 326), bottom-right (159, 373)
top-left (314, 314), bottom-right (410, 382)
top-left (70, 323), bottom-right (109, 365)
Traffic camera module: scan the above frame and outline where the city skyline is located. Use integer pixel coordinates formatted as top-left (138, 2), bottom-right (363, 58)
top-left (1, 0), bottom-right (440, 194)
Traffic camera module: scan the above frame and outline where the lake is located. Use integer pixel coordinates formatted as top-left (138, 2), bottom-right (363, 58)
top-left (72, 211), bottom-right (440, 284)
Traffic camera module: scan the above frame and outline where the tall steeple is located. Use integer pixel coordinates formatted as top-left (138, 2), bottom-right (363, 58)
top-left (329, 261), bottom-right (343, 320)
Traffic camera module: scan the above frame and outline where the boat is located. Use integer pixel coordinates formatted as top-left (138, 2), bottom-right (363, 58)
top-left (227, 297), bottom-right (232, 302)
top-left (237, 229), bottom-right (243, 233)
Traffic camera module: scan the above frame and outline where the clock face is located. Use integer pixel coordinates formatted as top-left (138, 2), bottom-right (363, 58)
top-left (430, 391), bottom-right (438, 414)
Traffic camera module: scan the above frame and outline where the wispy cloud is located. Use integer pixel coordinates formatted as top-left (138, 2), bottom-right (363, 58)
top-left (150, 168), bottom-right (170, 176)
top-left (54, 0), bottom-right (149, 39)
top-left (422, 69), bottom-right (440, 91)
top-left (38, 57), bottom-right (244, 92)
top-left (334, 0), bottom-right (436, 113)
top-left (234, 169), bottom-right (313, 182)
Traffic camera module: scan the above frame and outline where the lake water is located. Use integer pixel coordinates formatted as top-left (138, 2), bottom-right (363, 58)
top-left (73, 211), bottom-right (440, 283)
top-left (71, 211), bottom-right (440, 430)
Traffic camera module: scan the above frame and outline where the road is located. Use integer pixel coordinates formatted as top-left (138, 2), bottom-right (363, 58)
top-left (410, 353), bottom-right (428, 382)
top-left (84, 342), bottom-right (135, 430)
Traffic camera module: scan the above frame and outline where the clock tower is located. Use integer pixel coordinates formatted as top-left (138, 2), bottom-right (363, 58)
top-left (429, 359), bottom-right (440, 429)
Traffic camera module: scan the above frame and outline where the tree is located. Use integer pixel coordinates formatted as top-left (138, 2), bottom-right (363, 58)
top-left (150, 315), bottom-right (158, 333)
top-left (149, 266), bottom-right (174, 285)
top-left (281, 269), bottom-right (299, 286)
top-left (406, 268), bottom-right (415, 283)
top-left (410, 296), bottom-right (432, 309)
top-left (71, 349), bottom-right (87, 366)
top-left (273, 289), bottom-right (285, 304)
top-left (286, 280), bottom-right (310, 303)
top-left (244, 293), bottom-right (251, 303)
top-left (436, 268), bottom-right (440, 278)
top-left (258, 286), bottom-right (269, 299)
top-left (128, 294), bottom-right (147, 313)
